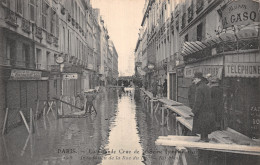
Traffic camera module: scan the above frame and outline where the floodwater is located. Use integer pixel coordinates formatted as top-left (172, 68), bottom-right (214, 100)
top-left (0, 87), bottom-right (259, 165)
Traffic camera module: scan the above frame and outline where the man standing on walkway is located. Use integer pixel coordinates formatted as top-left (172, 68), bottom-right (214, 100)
top-left (151, 79), bottom-right (158, 98)
top-left (209, 78), bottom-right (223, 130)
top-left (85, 90), bottom-right (97, 115)
top-left (191, 72), bottom-right (215, 141)
top-left (188, 79), bottom-right (196, 109)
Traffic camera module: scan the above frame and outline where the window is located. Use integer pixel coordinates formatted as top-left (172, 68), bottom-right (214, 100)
top-left (197, 23), bottom-right (203, 41)
top-left (51, 9), bottom-right (56, 34)
top-left (16, 0), bottom-right (22, 15)
top-left (29, 0), bottom-right (36, 21)
top-left (185, 34), bottom-right (188, 42)
top-left (6, 38), bottom-right (16, 65)
top-left (46, 51), bottom-right (50, 70)
top-left (56, 14), bottom-right (59, 37)
top-left (42, 1), bottom-right (49, 29)
top-left (22, 44), bottom-right (30, 67)
top-left (36, 48), bottom-right (42, 69)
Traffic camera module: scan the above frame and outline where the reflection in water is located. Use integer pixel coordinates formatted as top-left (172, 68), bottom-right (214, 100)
top-left (100, 88), bottom-right (143, 165)
top-left (0, 87), bottom-right (192, 165)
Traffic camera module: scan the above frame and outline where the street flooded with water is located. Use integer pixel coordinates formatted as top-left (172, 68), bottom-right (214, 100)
top-left (0, 87), bottom-right (194, 165)
top-left (1, 88), bottom-right (259, 165)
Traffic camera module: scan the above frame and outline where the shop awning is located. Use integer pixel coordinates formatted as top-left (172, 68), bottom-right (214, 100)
top-left (181, 26), bottom-right (259, 57)
top-left (181, 41), bottom-right (211, 56)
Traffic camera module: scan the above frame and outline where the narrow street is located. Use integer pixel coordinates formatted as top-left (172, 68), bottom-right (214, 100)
top-left (0, 88), bottom-right (188, 165)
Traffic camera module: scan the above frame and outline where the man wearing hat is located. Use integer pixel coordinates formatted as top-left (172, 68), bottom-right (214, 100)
top-left (191, 72), bottom-right (215, 142)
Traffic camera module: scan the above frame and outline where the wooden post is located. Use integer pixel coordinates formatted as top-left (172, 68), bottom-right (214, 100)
top-left (2, 108), bottom-right (8, 135)
top-left (161, 107), bottom-right (165, 126)
top-left (151, 99), bottom-right (154, 114)
top-left (173, 147), bottom-right (187, 165)
top-left (43, 101), bottom-right (47, 116)
top-left (35, 99), bottom-right (39, 118)
top-left (19, 111), bottom-right (30, 134)
top-left (29, 108), bottom-right (34, 135)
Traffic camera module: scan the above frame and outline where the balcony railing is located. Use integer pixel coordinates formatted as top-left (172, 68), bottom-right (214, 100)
top-left (35, 26), bottom-right (43, 39)
top-left (21, 18), bottom-right (31, 33)
top-left (46, 33), bottom-right (53, 44)
top-left (5, 8), bottom-right (18, 27)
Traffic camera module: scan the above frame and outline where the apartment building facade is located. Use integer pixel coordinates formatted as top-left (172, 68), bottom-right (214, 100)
top-left (135, 0), bottom-right (260, 138)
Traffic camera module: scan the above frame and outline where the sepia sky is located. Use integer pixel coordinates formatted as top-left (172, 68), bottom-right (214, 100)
top-left (92, 0), bottom-right (145, 76)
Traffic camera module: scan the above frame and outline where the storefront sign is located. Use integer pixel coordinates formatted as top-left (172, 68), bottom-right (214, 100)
top-left (250, 106), bottom-right (260, 138)
top-left (184, 65), bottom-right (223, 79)
top-left (225, 63), bottom-right (260, 77)
top-left (221, 0), bottom-right (259, 29)
top-left (10, 69), bottom-right (42, 80)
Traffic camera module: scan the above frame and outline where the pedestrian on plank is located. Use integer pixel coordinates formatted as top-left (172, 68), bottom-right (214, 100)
top-left (85, 90), bottom-right (97, 115)
top-left (209, 77), bottom-right (224, 130)
top-left (76, 91), bottom-right (85, 110)
top-left (151, 79), bottom-right (158, 98)
top-left (163, 79), bottom-right (167, 97)
top-left (191, 72), bottom-right (215, 142)
top-left (188, 78), bottom-right (196, 109)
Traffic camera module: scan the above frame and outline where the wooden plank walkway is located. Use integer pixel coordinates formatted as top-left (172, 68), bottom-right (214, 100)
top-left (156, 136), bottom-right (260, 156)
top-left (158, 98), bottom-right (182, 106)
top-left (176, 117), bottom-right (193, 131)
top-left (165, 105), bottom-right (193, 119)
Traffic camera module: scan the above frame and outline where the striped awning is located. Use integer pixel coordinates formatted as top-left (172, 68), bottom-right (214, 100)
top-left (181, 41), bottom-right (211, 56)
top-left (181, 25), bottom-right (259, 57)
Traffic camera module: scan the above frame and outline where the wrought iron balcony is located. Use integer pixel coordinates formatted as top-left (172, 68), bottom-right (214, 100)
top-left (46, 32), bottom-right (53, 44)
top-left (35, 26), bottom-right (43, 39)
top-left (5, 8), bottom-right (18, 27)
top-left (21, 18), bottom-right (31, 33)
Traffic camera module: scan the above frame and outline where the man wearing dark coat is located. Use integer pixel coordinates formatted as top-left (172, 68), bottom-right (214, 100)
top-left (151, 80), bottom-right (158, 98)
top-left (191, 72), bottom-right (215, 141)
top-left (188, 79), bottom-right (196, 108)
top-left (209, 78), bottom-right (223, 130)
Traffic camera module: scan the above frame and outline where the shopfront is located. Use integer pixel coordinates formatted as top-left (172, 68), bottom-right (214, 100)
top-left (179, 56), bottom-right (224, 106)
top-left (1, 68), bottom-right (49, 129)
top-left (223, 52), bottom-right (260, 138)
